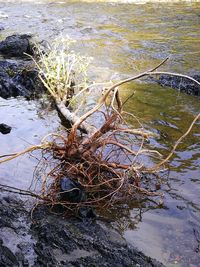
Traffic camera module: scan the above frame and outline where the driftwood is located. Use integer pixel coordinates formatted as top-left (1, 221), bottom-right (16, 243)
top-left (56, 100), bottom-right (97, 135)
top-left (0, 45), bottom-right (200, 214)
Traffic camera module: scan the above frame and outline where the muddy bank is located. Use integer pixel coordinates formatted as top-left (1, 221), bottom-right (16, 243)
top-left (0, 193), bottom-right (164, 267)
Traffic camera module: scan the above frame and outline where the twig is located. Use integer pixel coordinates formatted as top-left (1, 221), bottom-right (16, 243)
top-left (68, 57), bottom-right (169, 143)
top-left (147, 113), bottom-right (200, 172)
top-left (0, 184), bottom-right (47, 200)
top-left (0, 144), bottom-right (50, 164)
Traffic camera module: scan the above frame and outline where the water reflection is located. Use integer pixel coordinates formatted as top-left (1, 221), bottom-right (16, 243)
top-left (0, 97), bottom-right (60, 189)
top-left (120, 82), bottom-right (200, 266)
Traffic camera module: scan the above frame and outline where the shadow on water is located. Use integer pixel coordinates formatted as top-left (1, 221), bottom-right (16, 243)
top-left (0, 1), bottom-right (200, 266)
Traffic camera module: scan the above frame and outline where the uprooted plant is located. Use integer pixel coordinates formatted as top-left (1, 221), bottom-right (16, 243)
top-left (0, 37), bottom-right (199, 215)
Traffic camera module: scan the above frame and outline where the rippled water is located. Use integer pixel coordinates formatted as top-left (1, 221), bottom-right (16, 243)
top-left (0, 1), bottom-right (200, 266)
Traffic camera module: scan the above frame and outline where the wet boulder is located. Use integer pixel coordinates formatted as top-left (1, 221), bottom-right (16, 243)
top-left (0, 123), bottom-right (11, 134)
top-left (0, 34), bottom-right (33, 57)
top-left (0, 59), bottom-right (44, 99)
top-left (60, 178), bottom-right (96, 220)
top-left (0, 35), bottom-right (45, 99)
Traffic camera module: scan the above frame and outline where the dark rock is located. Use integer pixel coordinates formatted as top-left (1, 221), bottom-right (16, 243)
top-left (22, 259), bottom-right (29, 267)
top-left (60, 177), bottom-right (86, 203)
top-left (0, 193), bottom-right (164, 267)
top-left (0, 35), bottom-right (46, 99)
top-left (0, 26), bottom-right (5, 31)
top-left (78, 207), bottom-right (96, 220)
top-left (0, 34), bottom-right (33, 57)
top-left (0, 59), bottom-right (44, 99)
top-left (0, 123), bottom-right (11, 134)
top-left (153, 74), bottom-right (200, 97)
top-left (32, 206), bottom-right (164, 267)
top-left (0, 239), bottom-right (18, 267)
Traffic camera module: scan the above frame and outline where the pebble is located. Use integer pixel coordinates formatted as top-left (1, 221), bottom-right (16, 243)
top-left (0, 123), bottom-right (12, 134)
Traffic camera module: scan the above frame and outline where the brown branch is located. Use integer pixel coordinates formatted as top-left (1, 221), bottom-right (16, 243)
top-left (106, 162), bottom-right (130, 170)
top-left (82, 113), bottom-right (118, 148)
top-left (102, 140), bottom-right (138, 156)
top-left (67, 57), bottom-right (169, 144)
top-left (112, 128), bottom-right (156, 138)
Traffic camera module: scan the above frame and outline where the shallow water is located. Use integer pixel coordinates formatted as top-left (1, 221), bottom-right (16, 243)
top-left (0, 1), bottom-right (200, 266)
top-left (0, 98), bottom-right (60, 189)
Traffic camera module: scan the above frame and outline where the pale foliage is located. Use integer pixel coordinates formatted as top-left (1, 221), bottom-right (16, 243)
top-left (32, 37), bottom-right (92, 106)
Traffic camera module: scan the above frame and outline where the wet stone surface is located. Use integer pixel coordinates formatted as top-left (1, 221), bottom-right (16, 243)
top-left (0, 34), bottom-right (44, 99)
top-left (0, 194), bottom-right (164, 267)
top-left (0, 59), bottom-right (43, 99)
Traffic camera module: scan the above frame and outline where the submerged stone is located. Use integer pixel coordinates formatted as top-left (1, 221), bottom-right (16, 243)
top-left (60, 177), bottom-right (85, 203)
top-left (153, 74), bottom-right (200, 97)
top-left (0, 123), bottom-right (11, 134)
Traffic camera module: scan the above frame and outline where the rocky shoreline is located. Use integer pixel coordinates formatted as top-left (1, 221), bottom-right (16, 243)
top-left (0, 193), bottom-right (164, 267)
top-left (0, 35), bottom-right (45, 99)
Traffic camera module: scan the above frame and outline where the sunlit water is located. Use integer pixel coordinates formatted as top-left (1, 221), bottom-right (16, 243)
top-left (0, 1), bottom-right (200, 266)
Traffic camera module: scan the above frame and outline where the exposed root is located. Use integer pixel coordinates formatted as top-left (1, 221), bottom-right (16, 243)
top-left (0, 143), bottom-right (51, 164)
top-left (1, 44), bottom-right (199, 215)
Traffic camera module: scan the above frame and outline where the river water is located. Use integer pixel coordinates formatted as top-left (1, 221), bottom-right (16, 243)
top-left (0, 1), bottom-right (200, 266)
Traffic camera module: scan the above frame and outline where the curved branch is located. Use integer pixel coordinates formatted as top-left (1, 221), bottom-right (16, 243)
top-left (68, 57), bottom-right (169, 143)
top-left (0, 144), bottom-right (50, 164)
top-left (147, 112), bottom-right (200, 172)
